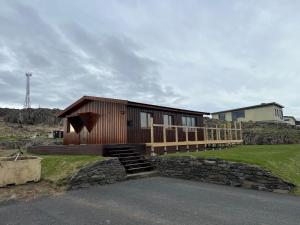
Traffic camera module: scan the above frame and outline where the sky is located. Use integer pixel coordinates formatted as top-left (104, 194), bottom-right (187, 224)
top-left (0, 0), bottom-right (299, 118)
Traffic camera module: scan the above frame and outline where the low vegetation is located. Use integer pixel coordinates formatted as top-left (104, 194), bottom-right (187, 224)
top-left (165, 144), bottom-right (300, 194)
top-left (40, 155), bottom-right (103, 185)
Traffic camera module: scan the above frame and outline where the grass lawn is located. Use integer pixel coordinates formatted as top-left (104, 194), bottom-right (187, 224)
top-left (165, 144), bottom-right (300, 195)
top-left (40, 155), bottom-right (104, 185)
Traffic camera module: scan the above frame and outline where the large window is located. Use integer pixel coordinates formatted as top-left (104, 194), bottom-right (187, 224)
top-left (231, 110), bottom-right (245, 121)
top-left (163, 114), bottom-right (173, 127)
top-left (181, 116), bottom-right (196, 127)
top-left (219, 113), bottom-right (226, 121)
top-left (140, 112), bottom-right (152, 128)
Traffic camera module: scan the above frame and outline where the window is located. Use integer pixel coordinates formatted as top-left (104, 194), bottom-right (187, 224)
top-left (140, 112), bottom-right (152, 128)
top-left (275, 109), bottom-right (283, 119)
top-left (163, 114), bottom-right (173, 127)
top-left (181, 116), bottom-right (196, 127)
top-left (219, 113), bottom-right (226, 121)
top-left (231, 110), bottom-right (245, 121)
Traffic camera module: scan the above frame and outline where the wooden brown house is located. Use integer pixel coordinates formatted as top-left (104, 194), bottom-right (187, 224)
top-left (58, 96), bottom-right (209, 154)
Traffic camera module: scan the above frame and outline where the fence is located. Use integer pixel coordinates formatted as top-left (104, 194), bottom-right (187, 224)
top-left (146, 118), bottom-right (243, 155)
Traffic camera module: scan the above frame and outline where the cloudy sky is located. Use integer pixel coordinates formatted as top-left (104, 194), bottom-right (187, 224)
top-left (0, 0), bottom-right (299, 117)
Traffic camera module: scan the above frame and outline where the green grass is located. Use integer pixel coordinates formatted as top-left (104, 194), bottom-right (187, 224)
top-left (0, 136), bottom-right (19, 141)
top-left (165, 145), bottom-right (300, 195)
top-left (40, 155), bottom-right (104, 185)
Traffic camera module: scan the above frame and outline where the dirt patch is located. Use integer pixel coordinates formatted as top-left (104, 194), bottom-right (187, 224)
top-left (0, 181), bottom-right (65, 203)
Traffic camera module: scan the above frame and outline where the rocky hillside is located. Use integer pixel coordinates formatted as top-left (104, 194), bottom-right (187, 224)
top-left (0, 108), bottom-right (63, 150)
top-left (204, 118), bottom-right (300, 145)
top-left (0, 108), bottom-right (62, 125)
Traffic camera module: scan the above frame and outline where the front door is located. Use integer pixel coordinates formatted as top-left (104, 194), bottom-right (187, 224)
top-left (80, 126), bottom-right (88, 144)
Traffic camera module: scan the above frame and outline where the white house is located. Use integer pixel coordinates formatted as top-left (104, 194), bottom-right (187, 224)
top-left (212, 102), bottom-right (284, 123)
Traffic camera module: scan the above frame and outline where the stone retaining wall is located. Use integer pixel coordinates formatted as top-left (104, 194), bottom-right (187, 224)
top-left (68, 158), bottom-right (126, 190)
top-left (151, 156), bottom-right (294, 193)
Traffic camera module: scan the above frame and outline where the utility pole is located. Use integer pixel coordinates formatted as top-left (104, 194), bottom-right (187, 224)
top-left (24, 73), bottom-right (32, 109)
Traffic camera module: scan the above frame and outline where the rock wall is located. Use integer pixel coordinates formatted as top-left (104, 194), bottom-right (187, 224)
top-left (68, 158), bottom-right (126, 190)
top-left (152, 156), bottom-right (294, 193)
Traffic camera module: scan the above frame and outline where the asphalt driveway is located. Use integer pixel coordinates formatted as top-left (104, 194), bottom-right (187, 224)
top-left (0, 177), bottom-right (299, 225)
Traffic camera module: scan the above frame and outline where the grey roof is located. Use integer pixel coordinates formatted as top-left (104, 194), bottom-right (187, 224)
top-left (212, 102), bottom-right (284, 114)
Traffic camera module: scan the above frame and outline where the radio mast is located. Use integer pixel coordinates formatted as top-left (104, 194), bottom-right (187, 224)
top-left (24, 72), bottom-right (32, 109)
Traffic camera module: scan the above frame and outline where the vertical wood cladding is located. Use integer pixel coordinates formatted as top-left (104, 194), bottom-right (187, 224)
top-left (63, 101), bottom-right (127, 145)
top-left (127, 106), bottom-right (204, 144)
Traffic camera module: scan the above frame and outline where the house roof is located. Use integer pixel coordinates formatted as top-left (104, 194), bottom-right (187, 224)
top-left (212, 102), bottom-right (284, 114)
top-left (58, 96), bottom-right (210, 117)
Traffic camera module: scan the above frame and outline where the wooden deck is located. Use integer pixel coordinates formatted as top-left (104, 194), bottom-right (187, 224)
top-left (146, 118), bottom-right (243, 155)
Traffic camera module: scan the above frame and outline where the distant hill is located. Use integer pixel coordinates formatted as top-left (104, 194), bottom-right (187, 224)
top-left (0, 108), bottom-right (63, 125)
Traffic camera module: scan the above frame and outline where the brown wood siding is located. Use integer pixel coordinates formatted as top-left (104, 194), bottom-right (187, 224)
top-left (127, 106), bottom-right (204, 144)
top-left (63, 101), bottom-right (127, 145)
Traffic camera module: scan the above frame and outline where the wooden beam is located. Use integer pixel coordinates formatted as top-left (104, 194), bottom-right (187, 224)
top-left (146, 140), bottom-right (243, 147)
top-left (150, 117), bottom-right (154, 156)
top-left (185, 127), bottom-right (189, 151)
top-left (163, 125), bottom-right (167, 154)
top-left (234, 121), bottom-right (238, 140)
top-left (175, 126), bottom-right (179, 152)
top-left (195, 128), bottom-right (198, 151)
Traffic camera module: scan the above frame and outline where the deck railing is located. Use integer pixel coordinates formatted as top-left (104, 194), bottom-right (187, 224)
top-left (146, 118), bottom-right (243, 155)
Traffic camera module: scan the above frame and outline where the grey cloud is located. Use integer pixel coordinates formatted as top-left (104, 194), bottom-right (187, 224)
top-left (0, 1), bottom-right (181, 109)
top-left (61, 22), bottom-right (181, 104)
top-left (0, 0), bottom-right (299, 117)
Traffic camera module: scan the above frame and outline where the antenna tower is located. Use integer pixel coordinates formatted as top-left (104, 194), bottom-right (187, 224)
top-left (24, 73), bottom-right (32, 109)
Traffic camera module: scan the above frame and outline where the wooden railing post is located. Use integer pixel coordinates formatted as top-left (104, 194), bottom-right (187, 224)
top-left (234, 121), bottom-right (238, 140)
top-left (239, 121), bottom-right (243, 140)
top-left (195, 128), bottom-right (198, 152)
top-left (175, 127), bottom-right (179, 152)
top-left (150, 117), bottom-right (155, 156)
top-left (229, 123), bottom-right (232, 141)
top-left (211, 128), bottom-right (214, 141)
top-left (185, 127), bottom-right (189, 152)
top-left (163, 124), bottom-right (167, 154)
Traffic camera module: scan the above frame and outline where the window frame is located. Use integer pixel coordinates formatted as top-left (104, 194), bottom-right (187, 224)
top-left (163, 114), bottom-right (174, 128)
top-left (231, 110), bottom-right (245, 121)
top-left (181, 116), bottom-right (196, 128)
top-left (140, 112), bottom-right (152, 129)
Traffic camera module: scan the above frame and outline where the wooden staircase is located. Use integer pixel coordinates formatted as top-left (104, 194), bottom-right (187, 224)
top-left (104, 145), bottom-right (154, 174)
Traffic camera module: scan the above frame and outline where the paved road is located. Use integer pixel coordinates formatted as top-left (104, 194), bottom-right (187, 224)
top-left (1, 177), bottom-right (300, 225)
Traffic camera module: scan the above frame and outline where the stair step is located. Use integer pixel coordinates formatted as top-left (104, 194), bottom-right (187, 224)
top-left (105, 145), bottom-right (135, 150)
top-left (110, 153), bottom-right (139, 157)
top-left (118, 155), bottom-right (144, 159)
top-left (123, 162), bottom-right (151, 168)
top-left (108, 149), bottom-right (136, 153)
top-left (104, 145), bottom-right (153, 174)
top-left (119, 159), bottom-right (147, 163)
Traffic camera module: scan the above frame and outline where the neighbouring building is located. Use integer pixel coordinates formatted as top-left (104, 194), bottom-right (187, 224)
top-left (283, 116), bottom-right (297, 126)
top-left (211, 102), bottom-right (284, 123)
top-left (58, 96), bottom-right (209, 151)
